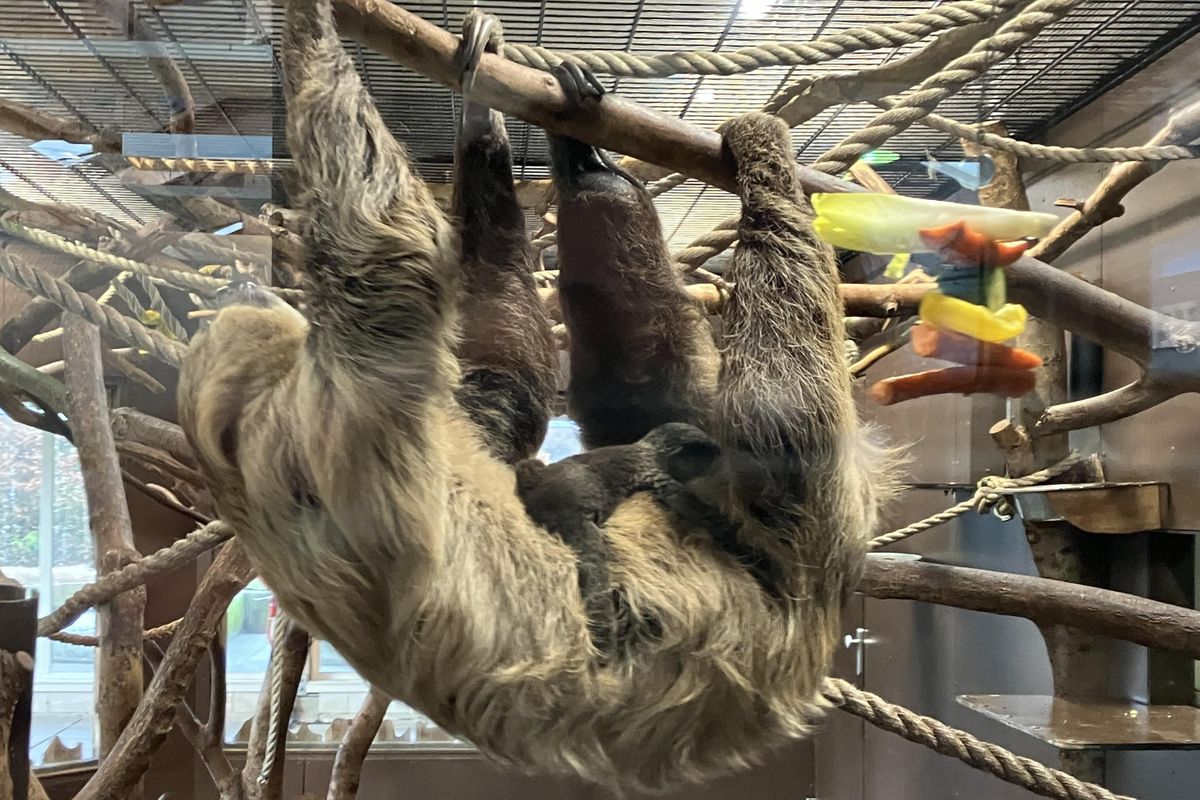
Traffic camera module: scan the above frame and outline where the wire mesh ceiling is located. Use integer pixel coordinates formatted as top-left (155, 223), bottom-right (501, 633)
top-left (0, 0), bottom-right (1198, 248)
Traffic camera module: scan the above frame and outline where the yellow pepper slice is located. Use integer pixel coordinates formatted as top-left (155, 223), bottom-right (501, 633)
top-left (919, 292), bottom-right (1028, 343)
top-left (811, 192), bottom-right (1059, 255)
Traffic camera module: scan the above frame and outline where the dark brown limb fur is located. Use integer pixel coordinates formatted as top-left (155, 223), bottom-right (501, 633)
top-left (452, 12), bottom-right (557, 464)
top-left (516, 422), bottom-right (723, 657)
top-left (550, 68), bottom-right (718, 449)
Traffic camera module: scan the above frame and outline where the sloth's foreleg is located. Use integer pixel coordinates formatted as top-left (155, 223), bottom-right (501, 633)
top-left (549, 65), bottom-right (718, 450)
top-left (281, 0), bottom-right (459, 405)
top-left (452, 11), bottom-right (558, 464)
top-left (716, 114), bottom-right (868, 608)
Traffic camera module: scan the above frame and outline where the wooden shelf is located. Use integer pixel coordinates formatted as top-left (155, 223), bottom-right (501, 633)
top-left (958, 695), bottom-right (1200, 750)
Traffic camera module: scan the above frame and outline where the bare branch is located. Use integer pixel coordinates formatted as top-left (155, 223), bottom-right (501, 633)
top-left (1031, 97), bottom-right (1200, 264)
top-left (859, 557), bottom-right (1200, 660)
top-left (327, 688), bottom-right (390, 800)
top-left (1034, 379), bottom-right (1176, 437)
top-left (75, 542), bottom-right (255, 800)
top-left (0, 97), bottom-right (122, 153)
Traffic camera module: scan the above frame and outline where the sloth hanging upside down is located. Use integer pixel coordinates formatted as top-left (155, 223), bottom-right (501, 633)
top-left (178, 0), bottom-right (898, 792)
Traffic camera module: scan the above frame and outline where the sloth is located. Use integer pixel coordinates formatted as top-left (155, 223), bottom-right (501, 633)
top-left (178, 0), bottom-right (899, 792)
top-left (515, 421), bottom-right (725, 659)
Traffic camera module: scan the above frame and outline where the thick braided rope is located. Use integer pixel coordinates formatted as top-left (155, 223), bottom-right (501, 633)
top-left (47, 617), bottom-right (182, 647)
top-left (869, 452), bottom-right (1082, 549)
top-left (503, 0), bottom-right (1025, 78)
top-left (133, 273), bottom-right (191, 342)
top-left (869, 97), bottom-right (1200, 163)
top-left (813, 0), bottom-right (1084, 175)
top-left (675, 214), bottom-right (739, 273)
top-left (125, 155), bottom-right (281, 175)
top-left (37, 522), bottom-right (233, 637)
top-left (0, 251), bottom-right (188, 367)
top-left (1, 217), bottom-right (227, 297)
top-left (822, 679), bottom-right (1130, 800)
top-left (259, 611), bottom-right (290, 788)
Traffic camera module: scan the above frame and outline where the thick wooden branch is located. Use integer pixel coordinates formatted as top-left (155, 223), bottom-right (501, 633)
top-left (841, 283), bottom-right (931, 317)
top-left (1033, 379), bottom-right (1175, 437)
top-left (110, 408), bottom-right (196, 467)
top-left (1007, 256), bottom-right (1192, 369)
top-left (75, 541), bottom-right (254, 800)
top-left (859, 557), bottom-right (1200, 660)
top-left (332, 0), bottom-right (852, 197)
top-left (0, 345), bottom-right (67, 411)
top-left (62, 315), bottom-right (146, 761)
top-left (0, 98), bottom-right (121, 153)
top-left (326, 688), bottom-right (390, 800)
top-left (0, 650), bottom-right (34, 800)
top-left (242, 620), bottom-right (310, 800)
top-left (1031, 97), bottom-right (1200, 264)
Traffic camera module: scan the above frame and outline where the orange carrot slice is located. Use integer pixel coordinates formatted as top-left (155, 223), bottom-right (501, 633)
top-left (869, 366), bottom-right (1036, 406)
top-left (910, 325), bottom-right (1043, 369)
top-left (917, 220), bottom-right (1030, 267)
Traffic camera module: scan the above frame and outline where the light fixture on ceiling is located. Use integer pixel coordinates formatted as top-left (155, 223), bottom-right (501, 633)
top-left (738, 0), bottom-right (774, 20)
top-left (696, 87), bottom-right (717, 104)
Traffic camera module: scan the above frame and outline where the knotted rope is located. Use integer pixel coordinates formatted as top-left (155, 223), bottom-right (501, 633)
top-left (869, 452), bottom-right (1083, 549)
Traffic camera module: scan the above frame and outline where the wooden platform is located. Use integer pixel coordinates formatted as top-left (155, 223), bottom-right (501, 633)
top-left (958, 694), bottom-right (1200, 750)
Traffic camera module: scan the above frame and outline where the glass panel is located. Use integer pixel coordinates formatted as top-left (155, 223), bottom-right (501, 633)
top-left (0, 411), bottom-right (95, 767)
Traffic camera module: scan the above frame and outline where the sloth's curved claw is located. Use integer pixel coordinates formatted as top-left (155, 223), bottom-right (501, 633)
top-left (552, 62), bottom-right (607, 108)
top-left (456, 11), bottom-right (500, 102)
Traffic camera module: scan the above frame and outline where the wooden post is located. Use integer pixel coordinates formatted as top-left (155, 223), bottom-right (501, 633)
top-left (62, 315), bottom-right (146, 771)
top-left (327, 688), bottom-right (390, 800)
top-left (62, 316), bottom-right (147, 772)
top-left (968, 122), bottom-right (1113, 785)
top-left (242, 619), bottom-right (310, 800)
top-left (0, 583), bottom-right (37, 800)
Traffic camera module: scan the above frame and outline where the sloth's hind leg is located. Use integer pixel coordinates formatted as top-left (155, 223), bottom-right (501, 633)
top-left (452, 10), bottom-right (558, 464)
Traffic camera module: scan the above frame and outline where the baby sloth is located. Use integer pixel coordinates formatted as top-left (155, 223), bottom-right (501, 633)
top-left (516, 423), bottom-right (722, 658)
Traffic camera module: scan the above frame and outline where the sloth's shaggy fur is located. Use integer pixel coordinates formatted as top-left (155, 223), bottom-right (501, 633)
top-left (178, 0), bottom-right (899, 791)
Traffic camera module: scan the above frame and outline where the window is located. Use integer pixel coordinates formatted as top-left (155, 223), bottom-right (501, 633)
top-left (0, 411), bottom-right (95, 768)
top-left (223, 416), bottom-right (585, 748)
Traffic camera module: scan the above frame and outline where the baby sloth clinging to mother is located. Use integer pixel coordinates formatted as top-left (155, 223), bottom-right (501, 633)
top-left (515, 422), bottom-right (755, 661)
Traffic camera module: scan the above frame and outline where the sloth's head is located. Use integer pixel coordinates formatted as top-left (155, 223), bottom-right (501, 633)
top-left (639, 423), bottom-right (722, 483)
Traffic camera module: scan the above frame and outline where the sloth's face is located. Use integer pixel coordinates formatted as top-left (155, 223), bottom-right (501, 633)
top-left (215, 280), bottom-right (289, 312)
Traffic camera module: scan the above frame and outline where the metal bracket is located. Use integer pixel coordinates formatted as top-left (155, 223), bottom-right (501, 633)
top-left (843, 627), bottom-right (874, 677)
top-left (1001, 482), bottom-right (1170, 534)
